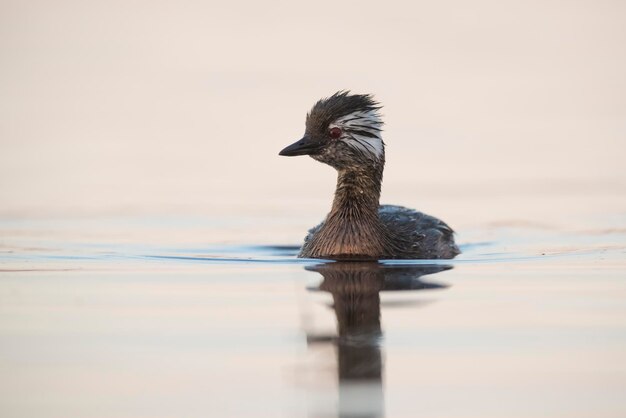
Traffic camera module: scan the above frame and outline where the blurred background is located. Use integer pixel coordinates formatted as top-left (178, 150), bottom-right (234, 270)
top-left (2, 3), bottom-right (626, 417)
top-left (1, 0), bottom-right (625, 232)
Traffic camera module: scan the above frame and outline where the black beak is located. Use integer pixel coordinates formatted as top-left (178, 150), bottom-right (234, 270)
top-left (279, 137), bottom-right (324, 157)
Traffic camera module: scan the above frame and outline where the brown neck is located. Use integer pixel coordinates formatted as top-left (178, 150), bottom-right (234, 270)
top-left (331, 164), bottom-right (383, 217)
top-left (305, 161), bottom-right (389, 260)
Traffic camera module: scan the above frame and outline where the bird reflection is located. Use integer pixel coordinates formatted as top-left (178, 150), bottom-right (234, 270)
top-left (304, 262), bottom-right (451, 418)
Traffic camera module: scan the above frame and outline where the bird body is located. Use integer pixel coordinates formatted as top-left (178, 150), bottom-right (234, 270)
top-left (301, 204), bottom-right (458, 260)
top-left (279, 91), bottom-right (459, 260)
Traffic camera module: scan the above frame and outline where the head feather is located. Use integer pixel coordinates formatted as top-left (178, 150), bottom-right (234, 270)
top-left (307, 91), bottom-right (385, 160)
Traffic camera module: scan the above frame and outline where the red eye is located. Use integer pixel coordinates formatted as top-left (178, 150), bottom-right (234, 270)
top-left (329, 127), bottom-right (342, 139)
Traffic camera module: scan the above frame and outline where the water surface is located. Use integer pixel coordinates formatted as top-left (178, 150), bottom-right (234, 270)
top-left (1, 208), bottom-right (625, 418)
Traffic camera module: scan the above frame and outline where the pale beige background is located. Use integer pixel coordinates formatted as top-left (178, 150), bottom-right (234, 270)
top-left (1, 4), bottom-right (626, 417)
top-left (1, 0), bottom-right (625, 220)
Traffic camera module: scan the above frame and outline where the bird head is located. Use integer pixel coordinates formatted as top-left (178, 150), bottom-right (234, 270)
top-left (279, 91), bottom-right (385, 170)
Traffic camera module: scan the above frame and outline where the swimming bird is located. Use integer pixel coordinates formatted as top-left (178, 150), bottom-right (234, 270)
top-left (279, 91), bottom-right (460, 260)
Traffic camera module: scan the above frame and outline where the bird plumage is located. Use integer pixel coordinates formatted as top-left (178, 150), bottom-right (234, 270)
top-left (279, 91), bottom-right (460, 260)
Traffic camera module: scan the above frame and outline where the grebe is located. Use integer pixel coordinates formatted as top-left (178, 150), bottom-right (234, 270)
top-left (279, 91), bottom-right (459, 260)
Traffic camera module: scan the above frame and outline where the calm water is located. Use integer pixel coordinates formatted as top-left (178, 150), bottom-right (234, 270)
top-left (1, 198), bottom-right (625, 418)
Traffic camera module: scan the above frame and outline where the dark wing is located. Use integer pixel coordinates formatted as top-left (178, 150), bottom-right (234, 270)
top-left (378, 205), bottom-right (459, 259)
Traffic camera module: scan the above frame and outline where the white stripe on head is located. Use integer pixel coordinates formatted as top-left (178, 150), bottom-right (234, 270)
top-left (330, 109), bottom-right (384, 159)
